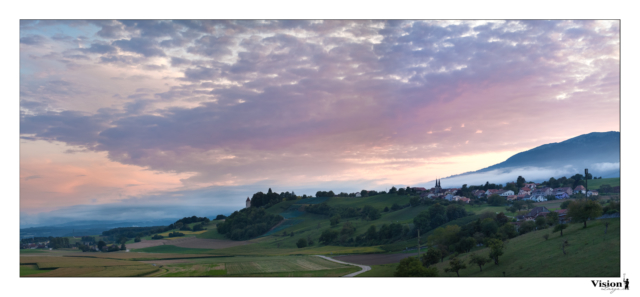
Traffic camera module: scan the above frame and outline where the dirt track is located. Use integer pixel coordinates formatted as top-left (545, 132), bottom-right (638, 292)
top-left (333, 253), bottom-right (417, 266)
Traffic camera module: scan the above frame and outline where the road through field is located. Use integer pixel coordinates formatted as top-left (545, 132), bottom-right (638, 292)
top-left (315, 255), bottom-right (370, 277)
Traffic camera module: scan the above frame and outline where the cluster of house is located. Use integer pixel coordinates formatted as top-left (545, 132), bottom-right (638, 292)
top-left (471, 183), bottom-right (598, 202)
top-left (407, 180), bottom-right (598, 203)
top-left (20, 242), bottom-right (48, 249)
top-left (512, 206), bottom-right (570, 226)
top-left (411, 179), bottom-right (471, 203)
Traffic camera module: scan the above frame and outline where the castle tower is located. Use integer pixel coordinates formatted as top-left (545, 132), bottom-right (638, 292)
top-left (246, 197), bottom-right (251, 208)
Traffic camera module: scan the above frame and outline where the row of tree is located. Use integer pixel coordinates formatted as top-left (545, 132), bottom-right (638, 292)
top-left (216, 207), bottom-right (284, 240)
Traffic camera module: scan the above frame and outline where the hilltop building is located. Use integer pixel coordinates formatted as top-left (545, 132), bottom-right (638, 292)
top-left (246, 197), bottom-right (251, 208)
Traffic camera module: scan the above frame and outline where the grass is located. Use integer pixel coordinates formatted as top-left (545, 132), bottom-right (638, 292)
top-left (586, 178), bottom-right (620, 190)
top-left (355, 263), bottom-right (399, 277)
top-left (20, 249), bottom-right (47, 254)
top-left (162, 264), bottom-right (227, 277)
top-left (20, 264), bottom-right (50, 276)
top-left (28, 266), bottom-right (159, 277)
top-left (66, 252), bottom-right (225, 261)
top-left (232, 267), bottom-right (359, 277)
top-left (431, 218), bottom-right (620, 277)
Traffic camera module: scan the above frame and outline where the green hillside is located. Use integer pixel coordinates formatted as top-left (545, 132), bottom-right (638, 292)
top-left (586, 177), bottom-right (620, 191)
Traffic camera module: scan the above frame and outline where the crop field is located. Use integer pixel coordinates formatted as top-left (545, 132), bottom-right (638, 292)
top-left (151, 255), bottom-right (356, 277)
top-left (156, 229), bottom-right (208, 237)
top-left (65, 252), bottom-right (225, 261)
top-left (28, 265), bottom-right (159, 277)
top-left (21, 256), bottom-right (147, 269)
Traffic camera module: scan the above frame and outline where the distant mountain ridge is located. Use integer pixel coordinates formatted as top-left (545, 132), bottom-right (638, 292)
top-left (444, 131), bottom-right (620, 182)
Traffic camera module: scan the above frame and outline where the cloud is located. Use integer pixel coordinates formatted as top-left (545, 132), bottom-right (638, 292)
top-left (19, 20), bottom-right (620, 220)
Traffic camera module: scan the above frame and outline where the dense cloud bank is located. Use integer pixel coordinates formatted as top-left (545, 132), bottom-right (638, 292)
top-left (20, 20), bottom-right (620, 218)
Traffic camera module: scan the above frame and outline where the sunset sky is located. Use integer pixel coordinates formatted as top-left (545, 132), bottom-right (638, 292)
top-left (19, 20), bottom-right (620, 226)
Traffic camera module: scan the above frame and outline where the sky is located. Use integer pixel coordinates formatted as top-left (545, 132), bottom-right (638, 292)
top-left (19, 20), bottom-right (620, 226)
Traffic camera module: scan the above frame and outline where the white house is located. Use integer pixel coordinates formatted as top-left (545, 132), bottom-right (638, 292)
top-left (355, 192), bottom-right (362, 198)
top-left (444, 194), bottom-right (454, 201)
top-left (529, 194), bottom-right (547, 202)
top-left (574, 185), bottom-right (586, 194)
top-left (500, 190), bottom-right (515, 197)
top-left (587, 190), bottom-right (599, 197)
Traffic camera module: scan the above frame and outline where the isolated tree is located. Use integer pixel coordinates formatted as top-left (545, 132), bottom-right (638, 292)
top-left (444, 257), bottom-right (467, 277)
top-left (421, 248), bottom-right (441, 267)
top-left (568, 199), bottom-right (603, 228)
top-left (394, 257), bottom-right (439, 277)
top-left (97, 241), bottom-right (106, 251)
top-left (468, 253), bottom-right (491, 272)
top-left (516, 176), bottom-right (526, 189)
top-left (553, 224), bottom-right (568, 236)
top-left (383, 206), bottom-right (390, 212)
top-left (296, 238), bottom-right (308, 248)
top-left (487, 239), bottom-right (505, 265)
top-left (389, 186), bottom-right (397, 194)
top-left (120, 243), bottom-right (126, 250)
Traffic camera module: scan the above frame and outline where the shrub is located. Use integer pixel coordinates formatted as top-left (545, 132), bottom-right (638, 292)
top-left (296, 238), bottom-right (308, 248)
top-left (319, 229), bottom-right (339, 245)
top-left (168, 232), bottom-right (185, 237)
top-left (394, 257), bottom-right (439, 277)
top-left (151, 234), bottom-right (164, 240)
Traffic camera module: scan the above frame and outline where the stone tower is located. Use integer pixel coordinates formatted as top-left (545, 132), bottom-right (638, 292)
top-left (246, 197), bottom-right (251, 208)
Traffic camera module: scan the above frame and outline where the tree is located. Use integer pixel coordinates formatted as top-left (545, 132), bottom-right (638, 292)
top-left (319, 229), bottom-right (339, 244)
top-left (134, 236), bottom-right (141, 243)
top-left (496, 212), bottom-right (509, 226)
top-left (535, 216), bottom-right (547, 229)
top-left (468, 253), bottom-right (491, 272)
top-left (458, 237), bottom-right (476, 253)
top-left (546, 212), bottom-right (559, 226)
top-left (444, 257), bottom-right (467, 277)
top-left (513, 200), bottom-right (525, 211)
top-left (361, 205), bottom-right (381, 220)
top-left (543, 234), bottom-right (549, 241)
top-left (215, 214), bottom-right (227, 220)
top-left (397, 188), bottom-right (406, 195)
top-left (340, 221), bottom-right (356, 237)
top-left (413, 210), bottom-right (431, 233)
top-left (488, 194), bottom-right (506, 206)
top-left (120, 243), bottom-right (126, 250)
top-left (525, 200), bottom-right (535, 210)
top-left (560, 200), bottom-right (572, 209)
top-left (97, 240), bottom-right (106, 251)
top-left (487, 239), bottom-right (505, 265)
top-left (391, 203), bottom-right (401, 211)
top-left (421, 248), bottom-right (441, 267)
top-left (498, 223), bottom-right (518, 239)
top-left (394, 257), bottom-right (439, 277)
top-left (519, 221), bottom-right (536, 234)
top-left (383, 206), bottom-right (389, 212)
top-left (366, 226), bottom-right (377, 241)
top-left (330, 214), bottom-right (341, 226)
top-left (389, 186), bottom-right (397, 194)
top-left (568, 199), bottom-right (603, 228)
top-left (409, 197), bottom-right (420, 207)
top-left (481, 218), bottom-right (498, 237)
top-left (516, 176), bottom-right (526, 189)
top-left (553, 224), bottom-right (568, 236)
top-left (296, 238), bottom-right (308, 248)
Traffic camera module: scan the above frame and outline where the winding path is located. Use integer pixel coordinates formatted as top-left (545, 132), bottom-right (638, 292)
top-left (315, 255), bottom-right (371, 277)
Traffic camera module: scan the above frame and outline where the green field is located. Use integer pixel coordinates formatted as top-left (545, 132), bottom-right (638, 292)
top-left (20, 249), bottom-right (47, 254)
top-left (356, 263), bottom-right (399, 277)
top-left (586, 177), bottom-right (620, 191)
top-left (20, 264), bottom-right (50, 276)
